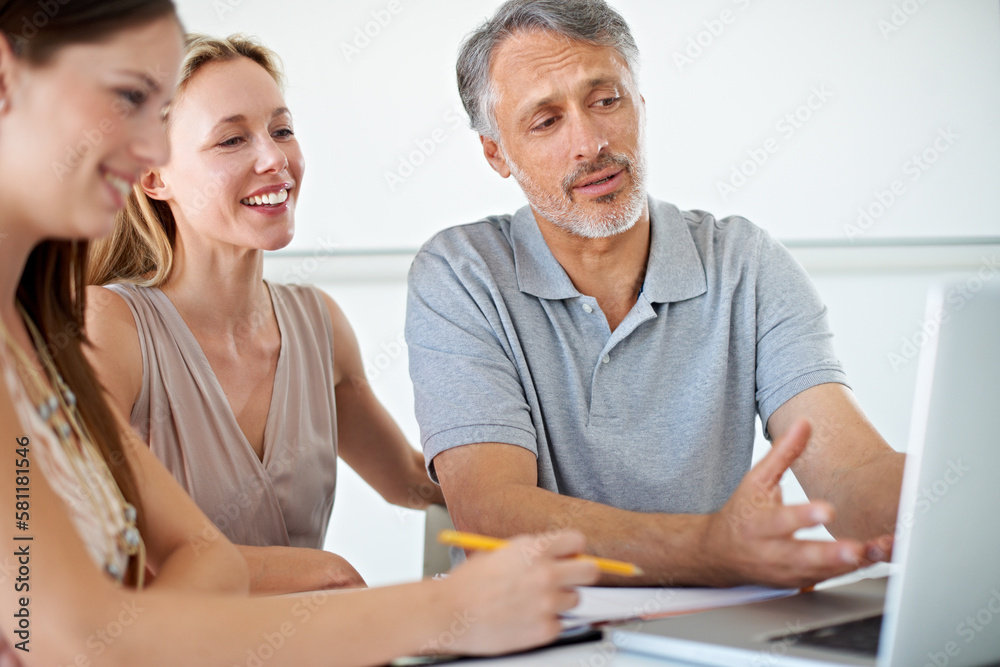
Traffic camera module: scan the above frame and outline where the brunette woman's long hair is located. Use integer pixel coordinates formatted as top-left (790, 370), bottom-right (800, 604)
top-left (1, 0), bottom-right (179, 586)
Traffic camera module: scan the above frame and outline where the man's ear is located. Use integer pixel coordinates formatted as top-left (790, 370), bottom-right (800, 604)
top-left (481, 135), bottom-right (512, 179)
top-left (140, 169), bottom-right (170, 201)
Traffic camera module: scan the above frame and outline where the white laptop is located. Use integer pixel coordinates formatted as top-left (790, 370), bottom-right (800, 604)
top-left (611, 279), bottom-right (1000, 667)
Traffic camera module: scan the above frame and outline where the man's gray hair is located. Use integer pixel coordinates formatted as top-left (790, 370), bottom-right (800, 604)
top-left (457, 0), bottom-right (640, 141)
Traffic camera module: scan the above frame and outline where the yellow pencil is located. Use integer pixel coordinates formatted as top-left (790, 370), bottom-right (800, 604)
top-left (438, 529), bottom-right (644, 577)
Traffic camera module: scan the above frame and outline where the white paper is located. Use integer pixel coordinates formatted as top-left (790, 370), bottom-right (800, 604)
top-left (563, 585), bottom-right (797, 627)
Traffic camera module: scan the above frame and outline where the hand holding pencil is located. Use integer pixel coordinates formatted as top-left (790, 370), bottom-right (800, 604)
top-left (439, 529), bottom-right (644, 577)
top-left (435, 529), bottom-right (600, 655)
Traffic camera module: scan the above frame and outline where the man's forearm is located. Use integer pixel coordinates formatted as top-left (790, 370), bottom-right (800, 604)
top-left (448, 482), bottom-right (711, 586)
top-left (823, 450), bottom-right (905, 542)
top-left (437, 431), bottom-right (876, 589)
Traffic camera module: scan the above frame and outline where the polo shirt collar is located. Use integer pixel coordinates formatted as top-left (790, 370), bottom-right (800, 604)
top-left (641, 198), bottom-right (708, 304)
top-left (511, 205), bottom-right (581, 300)
top-left (511, 196), bottom-right (707, 304)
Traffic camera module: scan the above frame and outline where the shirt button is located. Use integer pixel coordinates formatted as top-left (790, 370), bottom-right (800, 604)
top-left (602, 354), bottom-right (610, 364)
top-left (582, 304), bottom-right (594, 314)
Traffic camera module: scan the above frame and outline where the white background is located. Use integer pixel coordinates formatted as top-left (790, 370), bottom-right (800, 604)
top-left (173, 0), bottom-right (1000, 585)
top-left (176, 0), bottom-right (1000, 248)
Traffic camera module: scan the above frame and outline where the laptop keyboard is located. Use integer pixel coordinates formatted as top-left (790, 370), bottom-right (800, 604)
top-left (773, 614), bottom-right (883, 657)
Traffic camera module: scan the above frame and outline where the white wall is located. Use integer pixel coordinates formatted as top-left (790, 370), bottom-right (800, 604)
top-left (176, 1), bottom-right (1000, 586)
top-left (261, 243), bottom-right (1000, 586)
top-left (176, 0), bottom-right (999, 247)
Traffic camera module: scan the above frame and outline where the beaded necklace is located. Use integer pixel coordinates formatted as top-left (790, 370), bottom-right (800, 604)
top-left (0, 303), bottom-right (144, 586)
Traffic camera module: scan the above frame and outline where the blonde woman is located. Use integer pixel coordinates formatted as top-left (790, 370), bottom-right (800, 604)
top-left (0, 6), bottom-right (596, 665)
top-left (85, 35), bottom-right (445, 594)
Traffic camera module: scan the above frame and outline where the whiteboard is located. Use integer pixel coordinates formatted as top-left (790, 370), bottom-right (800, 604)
top-left (174, 0), bottom-right (1000, 249)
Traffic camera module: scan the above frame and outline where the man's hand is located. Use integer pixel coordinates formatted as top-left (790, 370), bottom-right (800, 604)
top-left (700, 419), bottom-right (889, 588)
top-left (769, 383), bottom-right (905, 545)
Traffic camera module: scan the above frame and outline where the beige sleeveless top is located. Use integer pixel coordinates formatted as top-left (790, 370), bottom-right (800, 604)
top-left (105, 282), bottom-right (338, 548)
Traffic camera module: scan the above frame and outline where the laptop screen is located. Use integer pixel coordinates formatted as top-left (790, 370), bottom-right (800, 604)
top-left (879, 280), bottom-right (1000, 667)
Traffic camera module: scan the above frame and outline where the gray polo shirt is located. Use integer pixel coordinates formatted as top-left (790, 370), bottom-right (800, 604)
top-left (405, 197), bottom-right (848, 514)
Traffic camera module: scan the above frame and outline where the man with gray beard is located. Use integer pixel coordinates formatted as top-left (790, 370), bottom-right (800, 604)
top-left (405, 0), bottom-right (904, 588)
